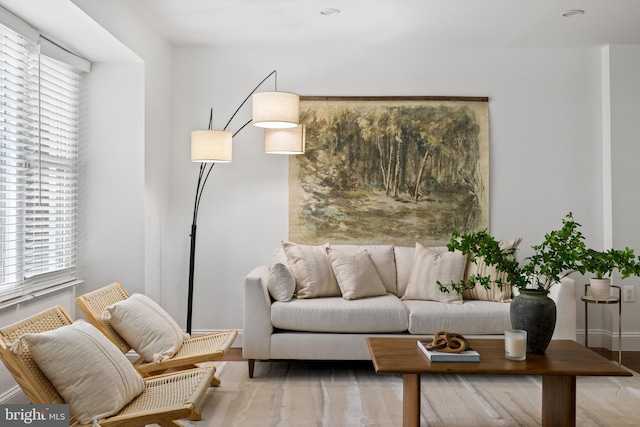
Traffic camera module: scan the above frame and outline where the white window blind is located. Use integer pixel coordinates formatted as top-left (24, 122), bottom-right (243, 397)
top-left (1, 18), bottom-right (86, 302)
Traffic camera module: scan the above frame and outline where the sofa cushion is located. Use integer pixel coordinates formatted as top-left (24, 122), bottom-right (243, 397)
top-left (402, 243), bottom-right (466, 304)
top-left (271, 294), bottom-right (409, 333)
top-left (403, 299), bottom-right (512, 334)
top-left (394, 245), bottom-right (415, 297)
top-left (327, 248), bottom-right (388, 300)
top-left (268, 262), bottom-right (296, 302)
top-left (282, 241), bottom-right (341, 299)
top-left (329, 244), bottom-right (397, 294)
top-left (462, 237), bottom-right (523, 302)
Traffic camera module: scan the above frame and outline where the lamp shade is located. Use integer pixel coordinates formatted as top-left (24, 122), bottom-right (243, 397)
top-left (191, 130), bottom-right (232, 162)
top-left (264, 126), bottom-right (306, 154)
top-left (252, 91), bottom-right (299, 128)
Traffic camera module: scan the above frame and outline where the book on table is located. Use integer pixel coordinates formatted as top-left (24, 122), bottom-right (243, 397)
top-left (417, 339), bottom-right (480, 362)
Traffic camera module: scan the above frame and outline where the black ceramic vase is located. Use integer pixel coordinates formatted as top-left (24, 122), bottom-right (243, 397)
top-left (510, 290), bottom-right (557, 354)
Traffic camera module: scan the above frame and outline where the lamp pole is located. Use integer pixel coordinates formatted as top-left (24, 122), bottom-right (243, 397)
top-left (186, 71), bottom-right (279, 334)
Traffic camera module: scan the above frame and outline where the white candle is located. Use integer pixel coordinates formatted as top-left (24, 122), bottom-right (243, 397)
top-left (505, 329), bottom-right (527, 361)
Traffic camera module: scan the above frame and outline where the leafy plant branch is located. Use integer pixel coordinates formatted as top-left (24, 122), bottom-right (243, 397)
top-left (439, 212), bottom-right (587, 293)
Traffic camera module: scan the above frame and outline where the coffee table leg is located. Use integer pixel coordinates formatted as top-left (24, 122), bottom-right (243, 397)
top-left (542, 375), bottom-right (576, 427)
top-left (403, 373), bottom-right (420, 427)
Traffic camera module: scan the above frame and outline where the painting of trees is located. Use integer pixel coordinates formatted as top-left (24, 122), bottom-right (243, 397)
top-left (289, 97), bottom-right (489, 246)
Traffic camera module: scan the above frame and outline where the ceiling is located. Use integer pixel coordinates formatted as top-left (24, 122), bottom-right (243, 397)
top-left (128, 0), bottom-right (640, 49)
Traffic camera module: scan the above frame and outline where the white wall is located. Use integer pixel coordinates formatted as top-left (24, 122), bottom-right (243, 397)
top-left (167, 46), bottom-right (607, 341)
top-left (78, 62), bottom-right (145, 292)
top-left (72, 0), bottom-right (173, 302)
top-left (603, 45), bottom-right (640, 349)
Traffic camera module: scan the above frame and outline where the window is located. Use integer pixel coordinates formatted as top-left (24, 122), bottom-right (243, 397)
top-left (0, 12), bottom-right (89, 303)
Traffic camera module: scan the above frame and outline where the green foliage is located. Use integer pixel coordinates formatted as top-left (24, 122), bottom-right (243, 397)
top-left (439, 213), bottom-right (587, 293)
top-left (522, 213), bottom-right (587, 290)
top-left (438, 229), bottom-right (525, 294)
top-left (581, 247), bottom-right (640, 279)
top-left (439, 212), bottom-right (640, 294)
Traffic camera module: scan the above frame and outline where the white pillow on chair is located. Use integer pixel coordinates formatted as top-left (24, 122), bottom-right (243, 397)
top-left (16, 320), bottom-right (144, 425)
top-left (102, 293), bottom-right (188, 362)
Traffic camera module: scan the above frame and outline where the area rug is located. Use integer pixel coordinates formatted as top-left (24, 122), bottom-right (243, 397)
top-left (185, 361), bottom-right (640, 427)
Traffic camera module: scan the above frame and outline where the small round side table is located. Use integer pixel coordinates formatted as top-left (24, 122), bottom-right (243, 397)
top-left (582, 284), bottom-right (622, 365)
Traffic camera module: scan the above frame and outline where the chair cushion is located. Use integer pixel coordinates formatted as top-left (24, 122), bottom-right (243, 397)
top-left (402, 243), bottom-right (467, 304)
top-left (282, 241), bottom-right (341, 298)
top-left (271, 294), bottom-right (409, 333)
top-left (102, 293), bottom-right (188, 362)
top-left (462, 237), bottom-right (523, 302)
top-left (327, 247), bottom-right (388, 300)
top-left (404, 299), bottom-right (512, 334)
top-left (17, 320), bottom-right (144, 425)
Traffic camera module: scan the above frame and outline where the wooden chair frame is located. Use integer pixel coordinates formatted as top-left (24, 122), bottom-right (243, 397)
top-left (75, 282), bottom-right (237, 384)
top-left (0, 305), bottom-right (216, 427)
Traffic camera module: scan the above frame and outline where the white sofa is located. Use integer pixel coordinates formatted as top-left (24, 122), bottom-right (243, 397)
top-left (243, 244), bottom-right (576, 377)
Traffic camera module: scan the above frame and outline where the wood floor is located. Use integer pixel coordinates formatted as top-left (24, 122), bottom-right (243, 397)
top-left (222, 347), bottom-right (640, 374)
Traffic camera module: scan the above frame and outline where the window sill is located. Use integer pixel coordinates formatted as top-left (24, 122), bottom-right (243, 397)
top-left (0, 279), bottom-right (84, 311)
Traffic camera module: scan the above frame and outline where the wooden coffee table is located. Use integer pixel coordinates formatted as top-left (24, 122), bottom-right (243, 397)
top-left (366, 337), bottom-right (631, 427)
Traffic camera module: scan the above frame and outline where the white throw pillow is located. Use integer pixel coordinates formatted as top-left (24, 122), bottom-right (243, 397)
top-left (402, 243), bottom-right (467, 304)
top-left (327, 247), bottom-right (388, 300)
top-left (463, 237), bottom-right (523, 302)
top-left (17, 320), bottom-right (144, 425)
top-left (268, 262), bottom-right (296, 301)
top-left (282, 241), bottom-right (341, 299)
top-left (102, 293), bottom-right (188, 362)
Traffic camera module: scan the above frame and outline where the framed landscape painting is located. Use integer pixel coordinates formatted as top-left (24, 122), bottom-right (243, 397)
top-left (289, 96), bottom-right (489, 246)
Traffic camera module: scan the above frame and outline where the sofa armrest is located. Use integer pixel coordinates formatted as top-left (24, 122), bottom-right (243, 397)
top-left (549, 277), bottom-right (576, 340)
top-left (243, 265), bottom-right (273, 360)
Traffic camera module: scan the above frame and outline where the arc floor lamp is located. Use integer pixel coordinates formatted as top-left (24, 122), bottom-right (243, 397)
top-left (187, 70), bottom-right (305, 334)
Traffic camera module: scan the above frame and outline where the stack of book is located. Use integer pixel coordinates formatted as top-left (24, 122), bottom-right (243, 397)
top-left (417, 339), bottom-right (480, 362)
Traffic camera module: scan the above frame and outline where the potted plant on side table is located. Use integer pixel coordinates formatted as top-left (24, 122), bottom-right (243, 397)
top-left (440, 212), bottom-right (587, 354)
top-left (581, 247), bottom-right (640, 299)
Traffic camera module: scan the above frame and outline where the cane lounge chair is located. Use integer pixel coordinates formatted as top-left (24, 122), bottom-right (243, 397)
top-left (0, 305), bottom-right (215, 427)
top-left (76, 282), bottom-right (237, 384)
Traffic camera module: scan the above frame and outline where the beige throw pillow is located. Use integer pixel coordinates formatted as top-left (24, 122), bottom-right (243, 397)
top-left (402, 243), bottom-right (467, 304)
top-left (327, 247), bottom-right (388, 300)
top-left (327, 245), bottom-right (397, 294)
top-left (282, 241), bottom-right (340, 298)
top-left (102, 293), bottom-right (188, 362)
top-left (268, 262), bottom-right (296, 301)
top-left (17, 320), bottom-right (144, 425)
top-left (462, 237), bottom-right (523, 302)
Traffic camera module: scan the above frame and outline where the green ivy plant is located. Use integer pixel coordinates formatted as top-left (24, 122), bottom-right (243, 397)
top-left (439, 212), bottom-right (587, 294)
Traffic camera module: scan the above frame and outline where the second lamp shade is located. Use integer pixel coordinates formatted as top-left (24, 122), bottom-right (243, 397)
top-left (252, 92), bottom-right (300, 128)
top-left (264, 126), bottom-right (306, 154)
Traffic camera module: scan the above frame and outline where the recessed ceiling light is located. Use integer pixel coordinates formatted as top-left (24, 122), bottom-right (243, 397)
top-left (560, 9), bottom-right (584, 18)
top-left (321, 8), bottom-right (340, 16)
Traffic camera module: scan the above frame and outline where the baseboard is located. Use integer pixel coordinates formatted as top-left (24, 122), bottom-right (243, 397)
top-left (0, 385), bottom-right (27, 404)
top-left (576, 329), bottom-right (640, 351)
